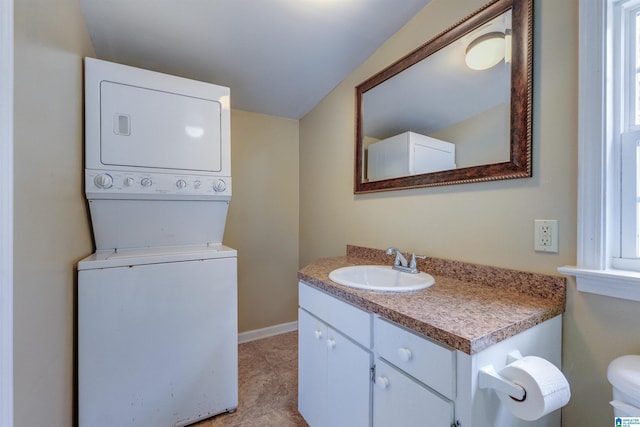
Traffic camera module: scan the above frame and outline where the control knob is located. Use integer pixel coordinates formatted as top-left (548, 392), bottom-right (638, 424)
top-left (124, 177), bottom-right (134, 187)
top-left (93, 173), bottom-right (113, 189)
top-left (213, 179), bottom-right (227, 192)
top-left (140, 177), bottom-right (153, 187)
top-left (176, 179), bottom-right (187, 189)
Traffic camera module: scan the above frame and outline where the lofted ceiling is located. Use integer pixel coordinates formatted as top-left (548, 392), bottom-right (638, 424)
top-left (80, 0), bottom-right (432, 120)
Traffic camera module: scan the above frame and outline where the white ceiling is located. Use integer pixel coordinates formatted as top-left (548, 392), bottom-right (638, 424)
top-left (80, 0), bottom-right (432, 120)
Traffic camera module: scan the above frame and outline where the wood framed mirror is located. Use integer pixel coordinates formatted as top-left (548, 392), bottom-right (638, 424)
top-left (355, 0), bottom-right (532, 193)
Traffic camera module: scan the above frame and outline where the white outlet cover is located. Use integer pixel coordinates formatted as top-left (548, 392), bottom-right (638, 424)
top-left (534, 219), bottom-right (559, 253)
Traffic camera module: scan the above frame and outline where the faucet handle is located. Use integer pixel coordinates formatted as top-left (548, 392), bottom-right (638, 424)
top-left (409, 253), bottom-right (426, 270)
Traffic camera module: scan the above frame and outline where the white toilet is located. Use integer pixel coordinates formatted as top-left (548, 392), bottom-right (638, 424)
top-left (608, 355), bottom-right (640, 417)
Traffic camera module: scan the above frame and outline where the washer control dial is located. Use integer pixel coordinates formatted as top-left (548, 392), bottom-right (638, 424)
top-left (94, 173), bottom-right (113, 189)
top-left (124, 177), bottom-right (134, 187)
top-left (176, 179), bottom-right (187, 189)
top-left (213, 179), bottom-right (227, 192)
top-left (140, 177), bottom-right (153, 187)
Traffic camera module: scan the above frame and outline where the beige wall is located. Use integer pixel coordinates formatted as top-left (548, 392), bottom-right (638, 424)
top-left (300, 0), bottom-right (640, 425)
top-left (13, 0), bottom-right (94, 425)
top-left (226, 109), bottom-right (300, 333)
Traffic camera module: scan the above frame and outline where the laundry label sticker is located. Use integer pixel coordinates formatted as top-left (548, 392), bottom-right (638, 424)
top-left (616, 418), bottom-right (640, 427)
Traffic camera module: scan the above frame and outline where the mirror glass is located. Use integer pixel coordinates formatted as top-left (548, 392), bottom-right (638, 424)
top-left (355, 0), bottom-right (532, 193)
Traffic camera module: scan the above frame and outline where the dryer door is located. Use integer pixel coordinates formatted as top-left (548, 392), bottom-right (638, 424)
top-left (100, 81), bottom-right (222, 172)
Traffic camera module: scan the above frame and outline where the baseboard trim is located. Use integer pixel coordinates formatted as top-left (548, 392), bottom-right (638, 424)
top-left (238, 321), bottom-right (298, 344)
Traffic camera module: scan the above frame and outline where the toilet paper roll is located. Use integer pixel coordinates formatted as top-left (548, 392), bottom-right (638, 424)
top-left (495, 356), bottom-right (571, 421)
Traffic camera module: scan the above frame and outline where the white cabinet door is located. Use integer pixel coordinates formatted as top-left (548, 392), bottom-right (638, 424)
top-left (298, 308), bottom-right (328, 427)
top-left (327, 327), bottom-right (371, 427)
top-left (299, 308), bottom-right (372, 427)
top-left (373, 359), bottom-right (453, 427)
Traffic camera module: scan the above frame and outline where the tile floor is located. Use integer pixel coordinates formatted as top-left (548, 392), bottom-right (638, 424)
top-left (192, 331), bottom-right (309, 427)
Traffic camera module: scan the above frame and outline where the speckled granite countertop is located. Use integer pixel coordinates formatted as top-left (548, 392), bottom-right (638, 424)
top-left (297, 245), bottom-right (566, 355)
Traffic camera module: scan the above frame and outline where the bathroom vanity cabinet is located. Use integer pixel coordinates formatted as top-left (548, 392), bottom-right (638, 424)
top-left (298, 269), bottom-right (564, 427)
top-left (299, 282), bottom-right (457, 427)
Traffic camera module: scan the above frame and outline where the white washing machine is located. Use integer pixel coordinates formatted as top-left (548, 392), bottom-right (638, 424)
top-left (78, 58), bottom-right (237, 426)
top-left (78, 246), bottom-right (237, 426)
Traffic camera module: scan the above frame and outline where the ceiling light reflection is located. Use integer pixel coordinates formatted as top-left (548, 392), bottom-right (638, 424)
top-left (465, 32), bottom-right (506, 71)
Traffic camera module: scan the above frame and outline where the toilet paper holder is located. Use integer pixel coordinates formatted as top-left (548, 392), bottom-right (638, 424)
top-left (478, 350), bottom-right (527, 402)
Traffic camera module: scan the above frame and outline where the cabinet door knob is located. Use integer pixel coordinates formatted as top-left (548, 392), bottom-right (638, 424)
top-left (326, 338), bottom-right (336, 349)
top-left (376, 376), bottom-right (390, 389)
top-left (397, 347), bottom-right (413, 362)
top-left (314, 330), bottom-right (323, 340)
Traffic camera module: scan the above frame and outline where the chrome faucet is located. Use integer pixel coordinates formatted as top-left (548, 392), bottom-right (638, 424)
top-left (386, 247), bottom-right (408, 268)
top-left (386, 247), bottom-right (426, 274)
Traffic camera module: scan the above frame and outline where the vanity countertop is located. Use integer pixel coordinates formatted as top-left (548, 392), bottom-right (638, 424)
top-left (297, 245), bottom-right (566, 355)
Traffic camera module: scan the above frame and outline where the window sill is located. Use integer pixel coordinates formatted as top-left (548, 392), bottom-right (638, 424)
top-left (558, 266), bottom-right (640, 302)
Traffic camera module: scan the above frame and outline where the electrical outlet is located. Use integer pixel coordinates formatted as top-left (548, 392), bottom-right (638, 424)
top-left (534, 220), bottom-right (558, 253)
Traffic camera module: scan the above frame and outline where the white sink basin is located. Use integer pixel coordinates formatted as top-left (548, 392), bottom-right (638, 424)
top-left (328, 265), bottom-right (435, 292)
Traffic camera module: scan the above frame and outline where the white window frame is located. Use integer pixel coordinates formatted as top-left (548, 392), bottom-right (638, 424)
top-left (1, 0), bottom-right (13, 424)
top-left (558, 0), bottom-right (640, 301)
top-left (616, 0), bottom-right (640, 267)
top-left (618, 129), bottom-right (640, 264)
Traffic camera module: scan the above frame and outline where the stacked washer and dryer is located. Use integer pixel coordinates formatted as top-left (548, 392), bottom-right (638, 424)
top-left (78, 58), bottom-right (237, 427)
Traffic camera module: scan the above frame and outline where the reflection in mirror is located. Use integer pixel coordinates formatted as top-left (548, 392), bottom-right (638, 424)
top-left (355, 0), bottom-right (532, 193)
top-left (363, 11), bottom-right (511, 181)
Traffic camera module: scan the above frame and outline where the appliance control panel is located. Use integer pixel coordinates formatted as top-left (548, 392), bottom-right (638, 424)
top-left (85, 170), bottom-right (231, 199)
